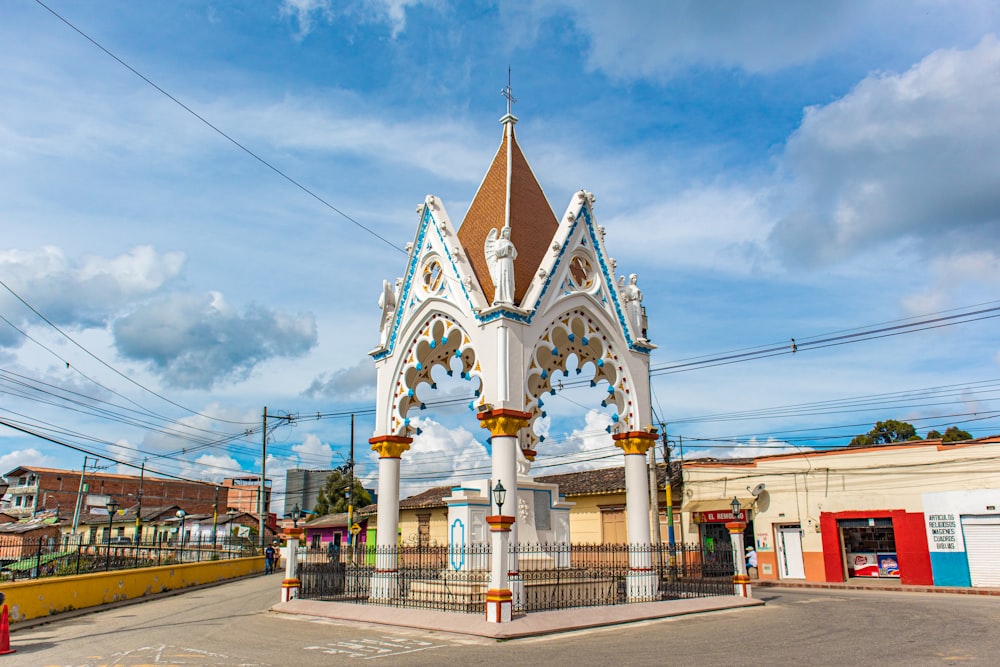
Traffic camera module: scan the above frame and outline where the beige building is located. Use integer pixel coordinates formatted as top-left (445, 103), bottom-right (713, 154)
top-left (388, 462), bottom-right (682, 548)
top-left (682, 435), bottom-right (1000, 587)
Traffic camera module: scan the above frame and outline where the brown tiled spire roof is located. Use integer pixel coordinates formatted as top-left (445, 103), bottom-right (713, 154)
top-left (457, 116), bottom-right (559, 306)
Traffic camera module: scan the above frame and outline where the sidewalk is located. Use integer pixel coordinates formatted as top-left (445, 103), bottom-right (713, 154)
top-left (271, 594), bottom-right (764, 639)
top-left (754, 578), bottom-right (1000, 596)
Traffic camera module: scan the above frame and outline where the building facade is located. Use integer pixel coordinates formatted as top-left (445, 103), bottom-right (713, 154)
top-left (221, 477), bottom-right (271, 514)
top-left (682, 436), bottom-right (1000, 588)
top-left (2, 466), bottom-right (225, 519)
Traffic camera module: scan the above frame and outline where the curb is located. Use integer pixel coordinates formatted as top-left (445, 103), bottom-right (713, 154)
top-left (754, 580), bottom-right (1000, 596)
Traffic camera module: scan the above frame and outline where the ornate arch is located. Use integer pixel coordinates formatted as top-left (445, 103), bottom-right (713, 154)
top-left (388, 313), bottom-right (481, 436)
top-left (522, 308), bottom-right (636, 451)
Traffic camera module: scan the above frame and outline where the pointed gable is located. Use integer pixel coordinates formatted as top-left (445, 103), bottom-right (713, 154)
top-left (457, 119), bottom-right (559, 307)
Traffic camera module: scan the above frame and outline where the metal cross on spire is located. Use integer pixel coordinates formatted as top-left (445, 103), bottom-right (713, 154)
top-left (501, 67), bottom-right (517, 116)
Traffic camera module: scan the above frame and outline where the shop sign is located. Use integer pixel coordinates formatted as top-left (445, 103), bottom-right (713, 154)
top-left (927, 513), bottom-right (958, 551)
top-left (693, 509), bottom-right (749, 523)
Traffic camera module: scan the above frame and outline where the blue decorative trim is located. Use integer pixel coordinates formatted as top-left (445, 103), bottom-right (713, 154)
top-left (450, 519), bottom-right (466, 570)
top-left (372, 207), bottom-right (480, 361)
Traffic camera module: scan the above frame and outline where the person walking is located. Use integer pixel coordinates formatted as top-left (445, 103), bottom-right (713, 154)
top-left (264, 544), bottom-right (276, 574)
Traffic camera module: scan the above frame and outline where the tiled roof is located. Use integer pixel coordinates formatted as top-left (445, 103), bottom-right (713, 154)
top-left (536, 462), bottom-right (678, 496)
top-left (400, 485), bottom-right (453, 509)
top-left (457, 122), bottom-right (558, 306)
top-left (303, 512), bottom-right (351, 529)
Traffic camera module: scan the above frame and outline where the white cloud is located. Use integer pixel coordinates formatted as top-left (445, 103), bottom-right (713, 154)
top-left (279, 0), bottom-right (334, 39)
top-left (901, 250), bottom-right (1000, 316)
top-left (113, 291), bottom-right (317, 389)
top-left (0, 246), bottom-right (185, 345)
top-left (292, 433), bottom-right (336, 466)
top-left (305, 358), bottom-right (376, 400)
top-left (511, 0), bottom-right (859, 80)
top-left (605, 184), bottom-right (776, 273)
top-left (392, 417), bottom-right (489, 497)
top-left (0, 447), bottom-right (54, 476)
top-left (770, 36), bottom-right (1000, 266)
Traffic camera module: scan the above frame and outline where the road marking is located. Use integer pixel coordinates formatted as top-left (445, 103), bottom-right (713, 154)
top-left (42, 643), bottom-right (270, 666)
top-left (303, 636), bottom-right (448, 659)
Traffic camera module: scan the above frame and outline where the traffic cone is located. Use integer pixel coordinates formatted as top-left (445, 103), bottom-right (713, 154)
top-left (0, 604), bottom-right (14, 655)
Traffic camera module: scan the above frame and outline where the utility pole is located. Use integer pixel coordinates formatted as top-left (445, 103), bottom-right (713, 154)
top-left (212, 485), bottom-right (219, 547)
top-left (347, 414), bottom-right (355, 555)
top-left (661, 425), bottom-right (675, 549)
top-left (72, 455), bottom-right (88, 533)
top-left (677, 435), bottom-right (685, 547)
top-left (260, 406), bottom-right (268, 551)
top-left (135, 460), bottom-right (145, 543)
top-left (648, 442), bottom-right (662, 545)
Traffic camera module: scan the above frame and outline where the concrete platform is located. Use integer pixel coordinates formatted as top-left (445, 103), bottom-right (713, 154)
top-left (271, 595), bottom-right (764, 639)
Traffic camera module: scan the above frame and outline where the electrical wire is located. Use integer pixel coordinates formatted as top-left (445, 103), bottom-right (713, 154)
top-left (33, 0), bottom-right (405, 254)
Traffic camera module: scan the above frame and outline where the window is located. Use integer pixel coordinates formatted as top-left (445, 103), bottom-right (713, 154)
top-left (417, 513), bottom-right (431, 547)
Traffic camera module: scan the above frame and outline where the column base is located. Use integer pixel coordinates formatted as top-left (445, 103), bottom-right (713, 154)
top-left (626, 568), bottom-right (658, 602)
top-left (733, 573), bottom-right (752, 598)
top-left (280, 578), bottom-right (300, 603)
top-left (485, 588), bottom-right (513, 623)
top-left (370, 570), bottom-right (400, 601)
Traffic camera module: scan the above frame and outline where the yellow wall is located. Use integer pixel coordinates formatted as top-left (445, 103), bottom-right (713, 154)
top-left (398, 507), bottom-right (449, 546)
top-left (0, 556), bottom-right (263, 623)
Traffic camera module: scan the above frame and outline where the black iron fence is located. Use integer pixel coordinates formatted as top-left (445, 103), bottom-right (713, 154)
top-left (298, 542), bottom-right (736, 613)
top-left (0, 535), bottom-right (257, 582)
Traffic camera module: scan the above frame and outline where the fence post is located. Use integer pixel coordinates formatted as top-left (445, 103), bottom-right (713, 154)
top-left (34, 536), bottom-right (43, 579)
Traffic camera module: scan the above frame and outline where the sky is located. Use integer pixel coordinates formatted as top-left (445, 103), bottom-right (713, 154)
top-left (2, 0), bottom-right (1000, 515)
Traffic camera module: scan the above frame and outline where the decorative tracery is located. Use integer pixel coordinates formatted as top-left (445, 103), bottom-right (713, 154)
top-left (522, 310), bottom-right (634, 451)
top-left (390, 314), bottom-right (480, 435)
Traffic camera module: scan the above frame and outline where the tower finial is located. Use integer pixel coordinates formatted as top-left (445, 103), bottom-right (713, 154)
top-left (500, 66), bottom-right (517, 124)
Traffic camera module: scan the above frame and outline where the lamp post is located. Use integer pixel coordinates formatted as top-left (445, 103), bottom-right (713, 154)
top-left (290, 503), bottom-right (303, 529)
top-left (176, 509), bottom-right (187, 551)
top-left (725, 497), bottom-right (751, 598)
top-left (105, 498), bottom-right (119, 571)
top-left (493, 480), bottom-right (507, 516)
top-left (485, 479), bottom-right (515, 623)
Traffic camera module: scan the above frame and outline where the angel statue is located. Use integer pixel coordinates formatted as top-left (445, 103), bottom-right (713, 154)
top-left (377, 278), bottom-right (399, 343)
top-left (622, 273), bottom-right (645, 339)
top-left (484, 226), bottom-right (517, 305)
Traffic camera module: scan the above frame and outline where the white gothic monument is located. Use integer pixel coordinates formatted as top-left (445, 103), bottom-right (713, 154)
top-left (367, 100), bottom-right (658, 618)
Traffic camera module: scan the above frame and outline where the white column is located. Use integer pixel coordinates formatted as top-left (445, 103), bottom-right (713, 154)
top-left (480, 409), bottom-right (531, 617)
top-left (280, 536), bottom-right (300, 603)
top-left (615, 431), bottom-right (658, 601)
top-left (727, 521), bottom-right (752, 598)
top-left (369, 436), bottom-right (410, 600)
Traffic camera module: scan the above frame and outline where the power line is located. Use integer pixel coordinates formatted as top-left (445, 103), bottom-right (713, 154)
top-left (0, 277), bottom-right (256, 425)
top-left (33, 0), bottom-right (405, 254)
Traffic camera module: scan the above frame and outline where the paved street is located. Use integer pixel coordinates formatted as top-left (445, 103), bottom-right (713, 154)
top-left (6, 575), bottom-right (1000, 666)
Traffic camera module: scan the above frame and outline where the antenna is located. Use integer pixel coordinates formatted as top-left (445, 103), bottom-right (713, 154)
top-left (750, 483), bottom-right (766, 497)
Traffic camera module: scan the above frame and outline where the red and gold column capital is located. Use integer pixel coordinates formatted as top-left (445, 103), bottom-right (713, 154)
top-left (477, 408), bottom-right (532, 437)
top-left (486, 515), bottom-right (515, 532)
top-left (369, 434), bottom-right (413, 459)
top-left (725, 520), bottom-right (748, 534)
top-left (612, 430), bottom-right (658, 455)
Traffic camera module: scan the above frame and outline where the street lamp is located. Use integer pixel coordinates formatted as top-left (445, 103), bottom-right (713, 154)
top-left (176, 509), bottom-right (187, 548)
top-left (290, 503), bottom-right (303, 529)
top-left (105, 498), bottom-right (119, 571)
top-left (493, 480), bottom-right (507, 516)
top-left (730, 496), bottom-right (741, 519)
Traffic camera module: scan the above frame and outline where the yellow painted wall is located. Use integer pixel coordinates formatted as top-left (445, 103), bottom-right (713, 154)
top-left (398, 508), bottom-right (449, 546)
top-left (0, 556), bottom-right (263, 623)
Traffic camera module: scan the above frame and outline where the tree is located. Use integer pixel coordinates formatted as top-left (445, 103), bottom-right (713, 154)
top-left (313, 470), bottom-right (372, 516)
top-left (927, 426), bottom-right (973, 443)
top-left (849, 420), bottom-right (922, 447)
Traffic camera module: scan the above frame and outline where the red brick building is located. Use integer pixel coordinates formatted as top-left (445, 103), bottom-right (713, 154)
top-left (221, 476), bottom-right (272, 514)
top-left (2, 466), bottom-right (226, 519)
